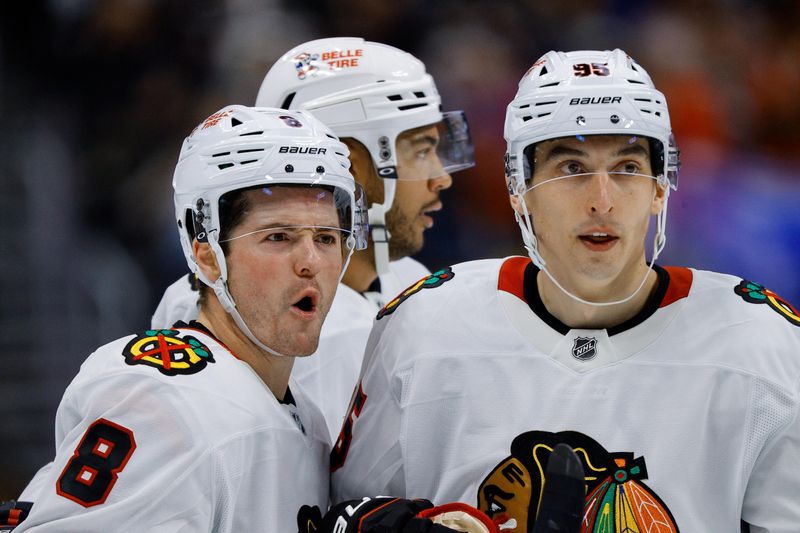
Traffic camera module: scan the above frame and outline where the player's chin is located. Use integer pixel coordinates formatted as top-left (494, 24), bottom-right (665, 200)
top-left (272, 330), bottom-right (321, 357)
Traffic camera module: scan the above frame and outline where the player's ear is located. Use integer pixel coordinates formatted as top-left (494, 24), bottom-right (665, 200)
top-left (650, 180), bottom-right (667, 215)
top-left (342, 137), bottom-right (384, 205)
top-left (193, 240), bottom-right (221, 283)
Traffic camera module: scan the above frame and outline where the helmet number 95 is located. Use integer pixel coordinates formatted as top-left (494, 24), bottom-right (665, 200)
top-left (573, 63), bottom-right (610, 77)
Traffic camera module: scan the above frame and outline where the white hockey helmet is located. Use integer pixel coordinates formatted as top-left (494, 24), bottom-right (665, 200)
top-left (504, 49), bottom-right (680, 273)
top-left (256, 37), bottom-right (474, 275)
top-left (173, 105), bottom-right (368, 354)
top-left (256, 37), bottom-right (474, 184)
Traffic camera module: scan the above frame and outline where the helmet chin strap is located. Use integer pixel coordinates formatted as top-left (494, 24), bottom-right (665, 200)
top-left (196, 232), bottom-right (356, 358)
top-left (367, 176), bottom-right (397, 278)
top-left (515, 179), bottom-right (670, 308)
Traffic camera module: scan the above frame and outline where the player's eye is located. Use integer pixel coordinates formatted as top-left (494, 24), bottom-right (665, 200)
top-left (416, 147), bottom-right (433, 160)
top-left (557, 161), bottom-right (584, 176)
top-left (316, 231), bottom-right (341, 246)
top-left (619, 161), bottom-right (641, 174)
top-left (265, 232), bottom-right (289, 242)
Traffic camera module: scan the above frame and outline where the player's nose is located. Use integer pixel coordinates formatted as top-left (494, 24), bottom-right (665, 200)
top-left (293, 235), bottom-right (323, 277)
top-left (586, 172), bottom-right (613, 214)
top-left (429, 170), bottom-right (452, 192)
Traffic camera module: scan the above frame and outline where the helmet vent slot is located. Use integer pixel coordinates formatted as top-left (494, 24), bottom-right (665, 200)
top-left (237, 148), bottom-right (264, 154)
top-left (218, 162), bottom-right (235, 170)
top-left (387, 94), bottom-right (403, 101)
top-left (280, 92), bottom-right (296, 110)
top-left (398, 103), bottom-right (426, 111)
top-left (240, 130), bottom-right (264, 137)
top-left (519, 104), bottom-right (530, 109)
top-left (212, 152), bottom-right (231, 158)
top-left (540, 66), bottom-right (548, 76)
top-left (634, 98), bottom-right (652, 103)
top-left (537, 112), bottom-right (552, 118)
top-left (414, 91), bottom-right (425, 98)
top-left (231, 117), bottom-right (243, 127)
top-left (522, 116), bottom-right (532, 122)
top-left (539, 82), bottom-right (560, 88)
top-left (535, 101), bottom-right (557, 106)
top-left (627, 79), bottom-right (645, 85)
top-left (240, 160), bottom-right (257, 165)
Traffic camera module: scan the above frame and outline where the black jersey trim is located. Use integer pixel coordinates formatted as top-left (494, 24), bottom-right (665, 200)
top-left (522, 264), bottom-right (670, 337)
top-left (362, 276), bottom-right (382, 296)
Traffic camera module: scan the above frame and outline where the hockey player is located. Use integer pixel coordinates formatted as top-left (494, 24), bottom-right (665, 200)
top-left (4, 105), bottom-right (581, 533)
top-left (11, 106), bottom-right (366, 531)
top-left (152, 37), bottom-right (475, 441)
top-left (330, 50), bottom-right (800, 532)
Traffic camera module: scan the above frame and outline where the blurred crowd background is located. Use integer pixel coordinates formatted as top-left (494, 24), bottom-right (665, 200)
top-left (1, 0), bottom-right (799, 498)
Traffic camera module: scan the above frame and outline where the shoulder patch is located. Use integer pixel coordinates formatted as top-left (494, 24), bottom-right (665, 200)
top-left (377, 267), bottom-right (454, 319)
top-left (122, 329), bottom-right (216, 375)
top-left (734, 280), bottom-right (800, 327)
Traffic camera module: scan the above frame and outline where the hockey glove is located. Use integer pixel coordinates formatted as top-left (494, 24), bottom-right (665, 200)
top-left (0, 500), bottom-right (32, 531)
top-left (319, 496), bottom-right (497, 533)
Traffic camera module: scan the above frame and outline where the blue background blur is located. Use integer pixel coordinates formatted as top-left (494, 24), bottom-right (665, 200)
top-left (1, 0), bottom-right (798, 497)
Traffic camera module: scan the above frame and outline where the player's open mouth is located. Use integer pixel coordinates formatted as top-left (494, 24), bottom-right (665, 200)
top-left (578, 231), bottom-right (619, 251)
top-left (292, 294), bottom-right (318, 316)
top-left (420, 202), bottom-right (442, 229)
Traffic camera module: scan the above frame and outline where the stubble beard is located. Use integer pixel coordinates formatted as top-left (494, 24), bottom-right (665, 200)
top-left (386, 207), bottom-right (424, 261)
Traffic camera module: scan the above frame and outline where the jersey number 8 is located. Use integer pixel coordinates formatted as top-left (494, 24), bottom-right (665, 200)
top-left (56, 418), bottom-right (136, 507)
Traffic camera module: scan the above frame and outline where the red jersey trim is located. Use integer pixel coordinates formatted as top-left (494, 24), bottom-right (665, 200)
top-left (497, 256), bottom-right (530, 301)
top-left (660, 266), bottom-right (693, 308)
top-left (498, 258), bottom-right (693, 310)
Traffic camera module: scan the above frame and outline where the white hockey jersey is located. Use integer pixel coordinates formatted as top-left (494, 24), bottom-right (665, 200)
top-left (330, 257), bottom-right (800, 533)
top-left (17, 325), bottom-right (330, 532)
top-left (150, 258), bottom-right (430, 441)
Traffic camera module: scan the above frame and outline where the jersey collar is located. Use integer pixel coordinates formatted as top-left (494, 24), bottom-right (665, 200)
top-left (498, 257), bottom-right (692, 337)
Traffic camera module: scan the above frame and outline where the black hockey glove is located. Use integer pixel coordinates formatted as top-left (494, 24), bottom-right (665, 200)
top-left (318, 497), bottom-right (497, 533)
top-left (315, 444), bottom-right (584, 533)
top-left (0, 500), bottom-right (32, 531)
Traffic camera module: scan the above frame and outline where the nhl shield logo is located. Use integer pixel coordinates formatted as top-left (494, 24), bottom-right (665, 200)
top-left (572, 336), bottom-right (597, 361)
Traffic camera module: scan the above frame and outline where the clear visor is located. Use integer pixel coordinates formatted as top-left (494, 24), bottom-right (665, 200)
top-left (217, 182), bottom-right (368, 252)
top-left (395, 110), bottom-right (475, 180)
top-left (520, 134), bottom-right (665, 194)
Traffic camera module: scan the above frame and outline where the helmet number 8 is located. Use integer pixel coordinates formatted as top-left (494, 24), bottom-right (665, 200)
top-left (573, 63), bottom-right (610, 77)
top-left (56, 418), bottom-right (136, 507)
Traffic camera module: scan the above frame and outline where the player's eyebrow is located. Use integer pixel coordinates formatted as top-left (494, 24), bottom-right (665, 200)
top-left (615, 144), bottom-right (649, 158)
top-left (409, 134), bottom-right (439, 147)
top-left (539, 144), bottom-right (587, 162)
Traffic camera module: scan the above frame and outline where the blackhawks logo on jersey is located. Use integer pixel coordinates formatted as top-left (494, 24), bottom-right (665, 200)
top-left (377, 267), bottom-right (455, 319)
top-left (478, 430), bottom-right (679, 533)
top-left (734, 280), bottom-right (800, 327)
top-left (122, 329), bottom-right (215, 376)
